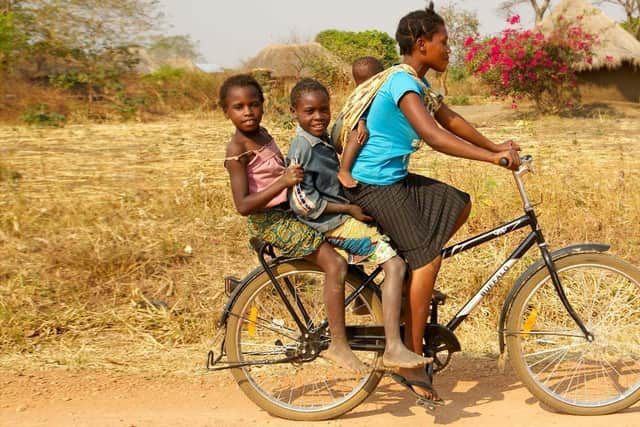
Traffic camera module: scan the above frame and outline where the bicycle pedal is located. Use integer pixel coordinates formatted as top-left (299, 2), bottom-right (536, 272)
top-left (416, 398), bottom-right (436, 411)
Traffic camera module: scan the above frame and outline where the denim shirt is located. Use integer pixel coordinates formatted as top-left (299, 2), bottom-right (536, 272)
top-left (287, 126), bottom-right (349, 233)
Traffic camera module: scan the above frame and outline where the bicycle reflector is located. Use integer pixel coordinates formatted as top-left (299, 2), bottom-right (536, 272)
top-left (248, 306), bottom-right (258, 337)
top-left (523, 307), bottom-right (539, 333)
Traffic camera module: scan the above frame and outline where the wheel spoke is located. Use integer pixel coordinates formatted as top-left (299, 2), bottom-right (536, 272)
top-left (506, 255), bottom-right (640, 414)
top-left (226, 265), bottom-right (383, 419)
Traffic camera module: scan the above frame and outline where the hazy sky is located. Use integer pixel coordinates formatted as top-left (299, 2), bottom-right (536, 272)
top-left (157, 0), bottom-right (625, 67)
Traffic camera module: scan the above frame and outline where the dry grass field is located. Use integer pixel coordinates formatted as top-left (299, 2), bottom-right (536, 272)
top-left (1, 101), bottom-right (639, 376)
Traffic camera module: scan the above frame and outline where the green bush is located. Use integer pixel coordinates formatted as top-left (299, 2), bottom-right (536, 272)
top-left (448, 95), bottom-right (470, 106)
top-left (115, 93), bottom-right (147, 118)
top-left (315, 29), bottom-right (399, 66)
top-left (22, 104), bottom-right (66, 127)
top-left (143, 65), bottom-right (186, 83)
top-left (448, 66), bottom-right (468, 83)
top-left (49, 72), bottom-right (89, 91)
top-left (0, 12), bottom-right (25, 69)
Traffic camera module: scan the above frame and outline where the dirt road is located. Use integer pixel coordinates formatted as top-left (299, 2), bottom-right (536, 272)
top-left (1, 355), bottom-right (638, 427)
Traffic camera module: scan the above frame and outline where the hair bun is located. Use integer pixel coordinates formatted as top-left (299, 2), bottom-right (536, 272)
top-left (426, 1), bottom-right (434, 11)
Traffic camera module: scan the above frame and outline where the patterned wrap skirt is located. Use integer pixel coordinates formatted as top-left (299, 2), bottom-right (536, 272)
top-left (344, 173), bottom-right (470, 270)
top-left (325, 217), bottom-right (397, 265)
top-left (247, 208), bottom-right (325, 257)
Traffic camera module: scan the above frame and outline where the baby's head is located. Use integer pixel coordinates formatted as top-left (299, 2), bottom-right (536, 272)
top-left (352, 57), bottom-right (384, 85)
top-left (218, 74), bottom-right (265, 132)
top-left (290, 78), bottom-right (331, 138)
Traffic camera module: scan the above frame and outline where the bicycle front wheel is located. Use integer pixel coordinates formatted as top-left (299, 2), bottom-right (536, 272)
top-left (225, 259), bottom-right (384, 421)
top-left (506, 252), bottom-right (640, 415)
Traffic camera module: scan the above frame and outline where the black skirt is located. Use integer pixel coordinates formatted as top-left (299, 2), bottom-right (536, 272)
top-left (344, 173), bottom-right (470, 270)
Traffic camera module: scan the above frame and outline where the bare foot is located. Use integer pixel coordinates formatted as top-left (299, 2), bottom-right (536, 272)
top-left (337, 170), bottom-right (358, 189)
top-left (322, 344), bottom-right (368, 373)
top-left (397, 367), bottom-right (441, 401)
top-left (383, 347), bottom-right (433, 369)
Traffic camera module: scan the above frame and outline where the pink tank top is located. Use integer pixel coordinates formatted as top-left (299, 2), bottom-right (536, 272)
top-left (225, 139), bottom-right (288, 208)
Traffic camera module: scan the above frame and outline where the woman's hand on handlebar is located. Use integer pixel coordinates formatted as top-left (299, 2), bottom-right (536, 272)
top-left (491, 149), bottom-right (521, 171)
top-left (493, 139), bottom-right (521, 153)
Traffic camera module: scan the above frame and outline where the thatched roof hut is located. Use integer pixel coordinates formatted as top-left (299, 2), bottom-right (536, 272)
top-left (539, 0), bottom-right (640, 102)
top-left (132, 47), bottom-right (197, 74)
top-left (243, 42), bottom-right (350, 79)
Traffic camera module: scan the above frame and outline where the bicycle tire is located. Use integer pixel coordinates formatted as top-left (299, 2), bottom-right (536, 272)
top-left (506, 252), bottom-right (640, 415)
top-left (225, 259), bottom-right (384, 420)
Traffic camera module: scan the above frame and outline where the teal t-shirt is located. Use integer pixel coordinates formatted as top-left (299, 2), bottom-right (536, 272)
top-left (351, 72), bottom-right (430, 186)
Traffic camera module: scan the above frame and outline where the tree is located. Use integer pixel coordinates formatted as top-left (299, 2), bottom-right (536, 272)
top-left (0, 10), bottom-right (24, 70)
top-left (438, 2), bottom-right (479, 68)
top-left (147, 34), bottom-right (203, 64)
top-left (498, 0), bottom-right (551, 24)
top-left (8, 0), bottom-right (164, 100)
top-left (315, 29), bottom-right (399, 67)
top-left (596, 0), bottom-right (640, 39)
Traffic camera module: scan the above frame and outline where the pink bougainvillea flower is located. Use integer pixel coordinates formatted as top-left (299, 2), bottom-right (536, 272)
top-left (507, 15), bottom-right (520, 25)
top-left (463, 18), bottom-right (595, 113)
top-left (464, 36), bottom-right (475, 47)
top-left (466, 50), bottom-right (476, 62)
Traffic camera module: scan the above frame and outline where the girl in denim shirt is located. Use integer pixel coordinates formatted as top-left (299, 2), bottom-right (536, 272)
top-left (288, 78), bottom-right (431, 370)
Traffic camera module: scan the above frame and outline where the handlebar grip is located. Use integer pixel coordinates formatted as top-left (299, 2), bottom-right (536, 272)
top-left (499, 157), bottom-right (509, 167)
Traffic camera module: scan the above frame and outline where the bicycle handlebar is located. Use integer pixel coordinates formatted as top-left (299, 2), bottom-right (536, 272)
top-left (499, 154), bottom-right (533, 168)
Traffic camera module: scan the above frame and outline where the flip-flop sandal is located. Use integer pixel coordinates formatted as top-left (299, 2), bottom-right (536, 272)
top-left (389, 372), bottom-right (445, 409)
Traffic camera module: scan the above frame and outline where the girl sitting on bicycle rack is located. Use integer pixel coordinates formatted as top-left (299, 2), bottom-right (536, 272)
top-left (287, 78), bottom-right (431, 370)
top-left (221, 74), bottom-right (367, 373)
top-left (334, 3), bottom-right (522, 403)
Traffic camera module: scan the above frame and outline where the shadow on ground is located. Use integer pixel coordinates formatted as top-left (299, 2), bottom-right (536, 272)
top-left (344, 354), bottom-right (525, 423)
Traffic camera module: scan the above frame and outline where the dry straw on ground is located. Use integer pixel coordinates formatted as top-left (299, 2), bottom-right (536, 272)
top-left (1, 103), bottom-right (639, 375)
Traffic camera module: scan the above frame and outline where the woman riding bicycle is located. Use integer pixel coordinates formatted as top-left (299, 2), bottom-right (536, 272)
top-left (338, 3), bottom-right (521, 402)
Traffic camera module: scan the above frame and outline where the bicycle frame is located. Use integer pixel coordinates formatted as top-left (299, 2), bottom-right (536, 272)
top-left (446, 158), bottom-right (593, 340)
top-left (210, 156), bottom-right (595, 371)
top-left (346, 156), bottom-right (594, 340)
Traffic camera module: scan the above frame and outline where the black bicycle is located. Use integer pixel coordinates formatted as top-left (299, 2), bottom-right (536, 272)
top-left (209, 155), bottom-right (640, 420)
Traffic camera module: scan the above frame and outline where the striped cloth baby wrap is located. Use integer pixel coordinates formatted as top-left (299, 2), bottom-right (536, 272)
top-left (331, 63), bottom-right (445, 154)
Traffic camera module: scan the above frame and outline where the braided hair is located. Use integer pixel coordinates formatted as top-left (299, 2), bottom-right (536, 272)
top-left (218, 74), bottom-right (264, 111)
top-left (395, 2), bottom-right (445, 55)
top-left (290, 78), bottom-right (330, 108)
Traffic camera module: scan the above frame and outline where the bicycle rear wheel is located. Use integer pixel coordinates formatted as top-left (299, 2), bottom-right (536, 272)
top-left (506, 252), bottom-right (640, 415)
top-left (225, 259), bottom-right (384, 420)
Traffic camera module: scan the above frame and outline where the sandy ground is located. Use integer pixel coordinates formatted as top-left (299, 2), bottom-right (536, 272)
top-left (1, 355), bottom-right (638, 427)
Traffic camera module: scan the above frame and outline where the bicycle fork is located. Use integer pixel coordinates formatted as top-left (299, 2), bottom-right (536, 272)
top-left (532, 216), bottom-right (595, 342)
top-left (514, 159), bottom-right (594, 342)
